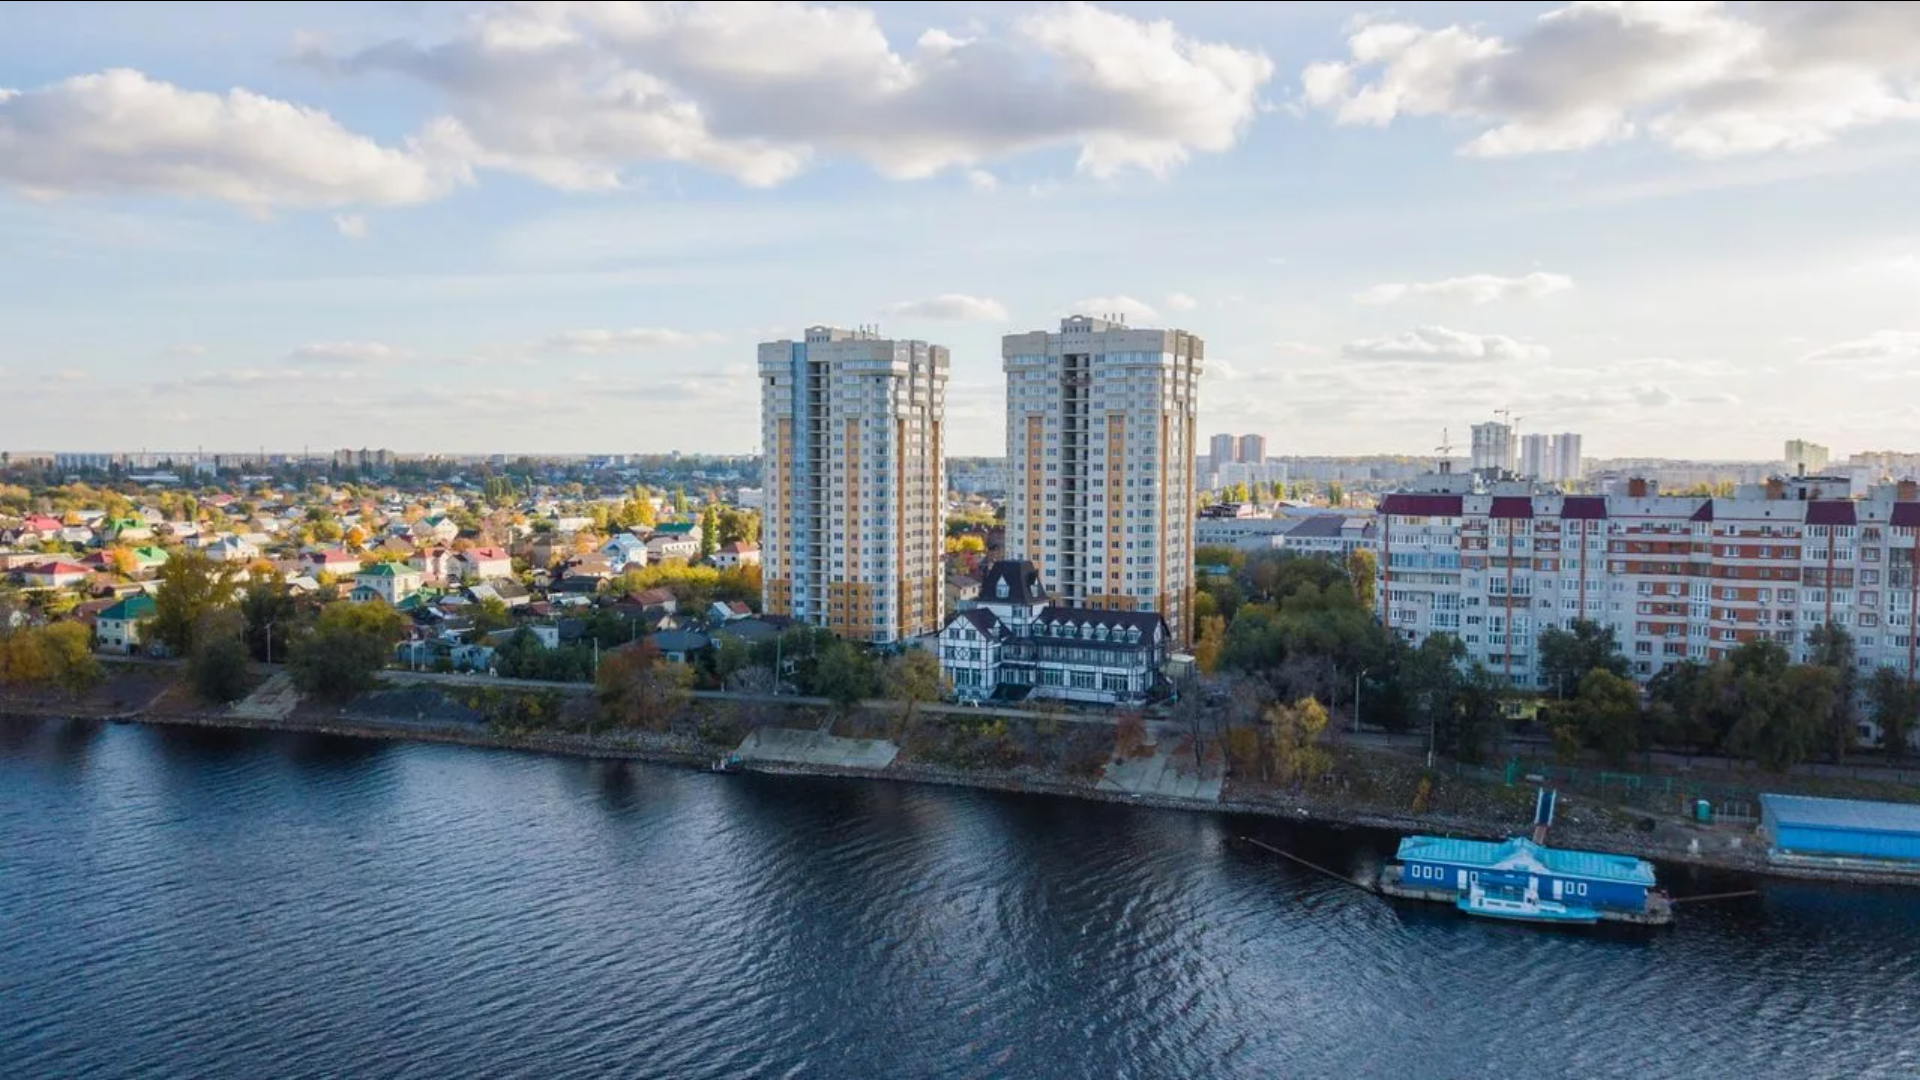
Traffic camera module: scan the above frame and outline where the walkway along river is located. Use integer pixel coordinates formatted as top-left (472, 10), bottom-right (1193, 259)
top-left (3, 717), bottom-right (1920, 1079)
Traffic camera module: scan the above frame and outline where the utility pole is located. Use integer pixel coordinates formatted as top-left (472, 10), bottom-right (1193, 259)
top-left (1354, 667), bottom-right (1366, 734)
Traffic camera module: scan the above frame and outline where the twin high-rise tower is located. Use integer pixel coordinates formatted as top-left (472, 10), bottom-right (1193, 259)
top-left (760, 315), bottom-right (1202, 647)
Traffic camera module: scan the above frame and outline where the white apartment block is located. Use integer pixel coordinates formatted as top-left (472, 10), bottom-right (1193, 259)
top-left (1519, 434), bottom-right (1552, 480)
top-left (1471, 422), bottom-right (1515, 474)
top-left (1003, 315), bottom-right (1203, 645)
top-left (1554, 433), bottom-right (1584, 483)
top-left (758, 326), bottom-right (948, 644)
top-left (1378, 472), bottom-right (1920, 689)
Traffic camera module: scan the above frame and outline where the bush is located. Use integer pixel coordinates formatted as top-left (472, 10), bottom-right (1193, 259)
top-left (191, 635), bottom-right (251, 704)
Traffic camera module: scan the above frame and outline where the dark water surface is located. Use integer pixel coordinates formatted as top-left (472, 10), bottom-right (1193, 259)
top-left (4, 719), bottom-right (1919, 1079)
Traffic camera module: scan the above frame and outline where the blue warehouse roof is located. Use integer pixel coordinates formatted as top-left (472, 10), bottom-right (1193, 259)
top-left (1396, 835), bottom-right (1656, 887)
top-left (1761, 794), bottom-right (1920, 836)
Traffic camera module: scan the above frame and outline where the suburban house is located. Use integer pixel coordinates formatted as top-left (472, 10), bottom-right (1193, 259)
top-left (304, 549), bottom-right (362, 577)
top-left (629, 587), bottom-right (678, 616)
top-left (95, 593), bottom-right (157, 655)
top-left (204, 535), bottom-right (260, 563)
top-left (351, 562), bottom-right (425, 605)
top-left (645, 523), bottom-right (699, 563)
top-left (130, 545), bottom-right (170, 574)
top-left (711, 541), bottom-right (760, 569)
top-left (411, 515), bottom-right (460, 544)
top-left (468, 579), bottom-right (532, 609)
top-left (937, 560), bottom-right (1172, 706)
top-left (646, 629), bottom-right (711, 664)
top-left (706, 600), bottom-right (753, 623)
top-left (452, 546), bottom-right (513, 582)
top-left (19, 514), bottom-right (64, 542)
top-left (409, 546), bottom-right (455, 583)
top-left (19, 561), bottom-right (91, 589)
top-left (600, 533), bottom-right (650, 573)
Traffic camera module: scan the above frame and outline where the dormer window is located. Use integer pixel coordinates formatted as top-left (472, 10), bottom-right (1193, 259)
top-left (995, 577), bottom-right (1009, 599)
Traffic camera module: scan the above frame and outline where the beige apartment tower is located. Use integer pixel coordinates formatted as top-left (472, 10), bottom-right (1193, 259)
top-left (758, 326), bottom-right (948, 644)
top-left (1002, 315), bottom-right (1203, 645)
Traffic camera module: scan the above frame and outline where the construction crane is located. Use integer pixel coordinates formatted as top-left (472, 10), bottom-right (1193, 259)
top-left (1435, 428), bottom-right (1454, 472)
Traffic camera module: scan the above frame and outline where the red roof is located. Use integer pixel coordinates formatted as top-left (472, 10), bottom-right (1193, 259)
top-left (1805, 500), bottom-right (1857, 526)
top-left (1489, 496), bottom-right (1534, 520)
top-left (461, 546), bottom-right (510, 561)
top-left (721, 542), bottom-right (759, 553)
top-left (27, 561), bottom-right (89, 575)
top-left (1559, 497), bottom-right (1608, 520)
top-left (311, 549), bottom-right (357, 564)
top-left (1379, 494), bottom-right (1464, 517)
top-left (23, 514), bottom-right (63, 531)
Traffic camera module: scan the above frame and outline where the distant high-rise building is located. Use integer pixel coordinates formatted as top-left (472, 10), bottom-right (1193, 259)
top-left (1519, 433), bottom-right (1553, 480)
top-left (1003, 315), bottom-right (1202, 644)
top-left (1555, 433), bottom-right (1584, 483)
top-left (758, 326), bottom-right (948, 644)
top-left (1785, 438), bottom-right (1830, 475)
top-left (1470, 421), bottom-right (1516, 474)
top-left (1237, 433), bottom-right (1267, 465)
top-left (1209, 433), bottom-right (1239, 468)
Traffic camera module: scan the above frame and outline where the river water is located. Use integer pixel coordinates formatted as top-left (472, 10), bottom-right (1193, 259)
top-left (3, 718), bottom-right (1918, 1079)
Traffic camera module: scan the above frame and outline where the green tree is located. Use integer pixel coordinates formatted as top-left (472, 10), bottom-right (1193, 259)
top-left (1438, 663), bottom-right (1505, 764)
top-left (1867, 668), bottom-right (1919, 760)
top-left (38, 622), bottom-right (101, 699)
top-left (1326, 481), bottom-right (1344, 507)
top-left (150, 550), bottom-right (238, 657)
top-left (1646, 660), bottom-right (1713, 752)
top-left (1557, 668), bottom-right (1642, 766)
top-left (289, 602), bottom-right (406, 703)
top-left (671, 487), bottom-right (688, 516)
top-left (814, 640), bottom-right (877, 719)
top-left (1807, 620), bottom-right (1858, 763)
top-left (464, 597), bottom-right (511, 643)
top-left (1536, 619), bottom-right (1629, 697)
top-left (238, 571), bottom-right (296, 663)
top-left (882, 648), bottom-right (944, 740)
top-left (189, 608), bottom-right (252, 705)
top-left (699, 504), bottom-right (718, 561)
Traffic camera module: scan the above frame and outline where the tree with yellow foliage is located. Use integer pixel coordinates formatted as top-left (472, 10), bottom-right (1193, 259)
top-left (1267, 696), bottom-right (1332, 785)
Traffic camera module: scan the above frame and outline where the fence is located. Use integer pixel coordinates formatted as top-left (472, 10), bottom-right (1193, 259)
top-left (1441, 758), bottom-right (1762, 821)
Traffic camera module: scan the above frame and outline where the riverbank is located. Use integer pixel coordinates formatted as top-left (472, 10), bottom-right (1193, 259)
top-left (5, 681), bottom-right (1915, 892)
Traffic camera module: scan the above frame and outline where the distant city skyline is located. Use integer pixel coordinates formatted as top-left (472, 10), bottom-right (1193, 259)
top-left (3, 2), bottom-right (1919, 456)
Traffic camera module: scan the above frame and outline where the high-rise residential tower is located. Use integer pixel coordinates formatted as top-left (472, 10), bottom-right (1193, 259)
top-left (1519, 433), bottom-right (1553, 480)
top-left (1237, 433), bottom-right (1268, 465)
top-left (758, 326), bottom-right (948, 644)
top-left (1470, 421), bottom-right (1516, 474)
top-left (1554, 433), bottom-right (1584, 483)
top-left (1002, 315), bottom-right (1203, 645)
top-left (1785, 438), bottom-right (1830, 475)
top-left (1209, 433), bottom-right (1238, 469)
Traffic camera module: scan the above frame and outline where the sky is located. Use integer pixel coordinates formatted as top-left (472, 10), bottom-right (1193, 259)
top-left (2, 0), bottom-right (1918, 459)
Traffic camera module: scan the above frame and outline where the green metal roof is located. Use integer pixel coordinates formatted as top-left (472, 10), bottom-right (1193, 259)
top-left (98, 594), bottom-right (156, 622)
top-left (359, 561), bottom-right (412, 576)
top-left (1396, 834), bottom-right (1656, 887)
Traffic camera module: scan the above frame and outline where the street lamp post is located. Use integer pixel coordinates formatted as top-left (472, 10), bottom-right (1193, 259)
top-left (1354, 667), bottom-right (1367, 734)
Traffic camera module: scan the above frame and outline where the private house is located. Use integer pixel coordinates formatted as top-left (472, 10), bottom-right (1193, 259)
top-left (706, 600), bottom-right (753, 623)
top-left (304, 549), bottom-right (362, 577)
top-left (103, 517), bottom-right (152, 543)
top-left (19, 561), bottom-right (91, 590)
top-left (204, 535), bottom-right (260, 563)
top-left (563, 554), bottom-right (616, 582)
top-left (937, 560), bottom-right (1172, 706)
top-left (601, 533), bottom-right (650, 573)
top-left (711, 541), bottom-right (760, 569)
top-left (646, 629), bottom-right (711, 664)
top-left (95, 593), bottom-right (157, 655)
top-left (630, 587), bottom-right (678, 616)
top-left (411, 515), bottom-right (460, 544)
top-left (19, 514), bottom-right (64, 542)
top-left (409, 546), bottom-right (455, 583)
top-left (130, 546), bottom-right (170, 574)
top-left (452, 546), bottom-right (513, 582)
top-left (351, 562), bottom-right (424, 605)
top-left (645, 524), bottom-right (699, 563)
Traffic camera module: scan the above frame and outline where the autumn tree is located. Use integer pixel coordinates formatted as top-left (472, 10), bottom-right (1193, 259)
top-left (699, 504), bottom-right (718, 561)
top-left (1868, 669), bottom-right (1919, 760)
top-left (597, 641), bottom-right (693, 732)
top-left (1114, 710), bottom-right (1151, 760)
top-left (1344, 548), bottom-right (1377, 609)
top-left (1193, 614), bottom-right (1227, 675)
top-left (882, 648), bottom-right (944, 740)
top-left (1267, 696), bottom-right (1332, 784)
top-left (814, 640), bottom-right (878, 721)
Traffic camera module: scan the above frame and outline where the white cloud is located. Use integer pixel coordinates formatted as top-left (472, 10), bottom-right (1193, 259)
top-left (543, 328), bottom-right (722, 354)
top-left (1342, 325), bottom-right (1549, 363)
top-left (884, 294), bottom-right (1008, 321)
top-left (1355, 272), bottom-right (1574, 305)
top-left (289, 341), bottom-right (407, 364)
top-left (166, 343), bottom-right (207, 357)
top-left (1302, 3), bottom-right (1920, 158)
top-left (0, 68), bottom-right (462, 209)
top-left (1800, 330), bottom-right (1920, 365)
top-left (1165, 291), bottom-right (1199, 311)
top-left (1631, 383), bottom-right (1678, 408)
top-left (305, 0), bottom-right (1274, 189)
top-left (332, 213), bottom-right (369, 239)
top-left (966, 169), bottom-right (998, 191)
top-left (1273, 340), bottom-right (1325, 356)
top-left (1689, 392), bottom-right (1742, 406)
top-left (1072, 294), bottom-right (1159, 321)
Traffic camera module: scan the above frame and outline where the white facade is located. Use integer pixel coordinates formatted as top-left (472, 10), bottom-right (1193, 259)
top-left (1470, 422), bottom-right (1515, 474)
top-left (1786, 439), bottom-right (1831, 474)
top-left (1519, 434), bottom-right (1553, 480)
top-left (1378, 474), bottom-right (1920, 689)
top-left (1002, 316), bottom-right (1202, 645)
top-left (759, 326), bottom-right (947, 644)
top-left (1554, 433), bottom-right (1584, 483)
top-left (939, 561), bottom-right (1170, 705)
top-left (1209, 433), bottom-right (1238, 467)
top-left (1239, 433), bottom-right (1267, 465)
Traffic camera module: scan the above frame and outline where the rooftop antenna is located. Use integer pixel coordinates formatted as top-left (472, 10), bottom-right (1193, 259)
top-left (1435, 428), bottom-right (1454, 474)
